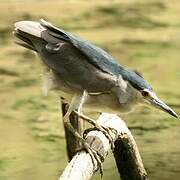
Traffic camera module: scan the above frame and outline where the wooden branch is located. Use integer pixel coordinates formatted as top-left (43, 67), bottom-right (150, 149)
top-left (113, 125), bottom-right (147, 180)
top-left (59, 113), bottom-right (147, 180)
top-left (61, 98), bottom-right (82, 161)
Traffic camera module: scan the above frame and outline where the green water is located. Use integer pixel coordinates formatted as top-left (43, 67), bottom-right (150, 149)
top-left (0, 0), bottom-right (180, 179)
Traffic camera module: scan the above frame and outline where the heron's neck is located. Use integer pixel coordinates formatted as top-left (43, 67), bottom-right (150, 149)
top-left (124, 83), bottom-right (141, 105)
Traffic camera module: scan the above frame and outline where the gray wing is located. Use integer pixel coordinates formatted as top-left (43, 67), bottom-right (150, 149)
top-left (15, 20), bottom-right (152, 92)
top-left (40, 19), bottom-right (121, 76)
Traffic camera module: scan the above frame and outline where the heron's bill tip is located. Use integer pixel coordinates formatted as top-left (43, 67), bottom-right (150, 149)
top-left (151, 98), bottom-right (179, 119)
top-left (167, 109), bottom-right (179, 119)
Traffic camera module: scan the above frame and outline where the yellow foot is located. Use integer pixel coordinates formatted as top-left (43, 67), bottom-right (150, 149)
top-left (77, 141), bottom-right (104, 177)
top-left (83, 126), bottom-right (116, 150)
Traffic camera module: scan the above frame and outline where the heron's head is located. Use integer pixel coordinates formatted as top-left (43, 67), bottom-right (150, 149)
top-left (123, 69), bottom-right (178, 119)
top-left (139, 88), bottom-right (178, 118)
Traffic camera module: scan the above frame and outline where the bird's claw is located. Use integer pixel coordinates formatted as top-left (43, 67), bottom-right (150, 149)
top-left (83, 125), bottom-right (116, 151)
top-left (77, 142), bottom-right (104, 177)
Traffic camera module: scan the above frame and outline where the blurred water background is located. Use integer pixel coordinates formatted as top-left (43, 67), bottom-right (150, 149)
top-left (0, 0), bottom-right (179, 179)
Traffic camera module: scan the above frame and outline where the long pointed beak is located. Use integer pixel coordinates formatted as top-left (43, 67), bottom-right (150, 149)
top-left (151, 98), bottom-right (178, 119)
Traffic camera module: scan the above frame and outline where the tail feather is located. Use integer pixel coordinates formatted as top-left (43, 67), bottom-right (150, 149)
top-left (15, 41), bottom-right (37, 52)
top-left (40, 19), bottom-right (69, 40)
top-left (14, 20), bottom-right (63, 50)
top-left (14, 30), bottom-right (33, 45)
top-left (15, 21), bottom-right (45, 38)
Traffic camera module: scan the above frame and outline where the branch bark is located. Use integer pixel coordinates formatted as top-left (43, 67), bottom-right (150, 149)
top-left (61, 97), bottom-right (82, 161)
top-left (59, 113), bottom-right (147, 180)
top-left (113, 124), bottom-right (147, 180)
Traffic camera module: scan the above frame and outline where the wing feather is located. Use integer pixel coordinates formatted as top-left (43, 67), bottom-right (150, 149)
top-left (40, 19), bottom-right (121, 76)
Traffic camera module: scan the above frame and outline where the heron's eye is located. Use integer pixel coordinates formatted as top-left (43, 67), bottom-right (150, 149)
top-left (141, 90), bottom-right (149, 97)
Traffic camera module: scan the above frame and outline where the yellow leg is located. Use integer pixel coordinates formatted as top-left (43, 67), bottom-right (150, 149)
top-left (74, 111), bottom-right (115, 150)
top-left (62, 92), bottom-right (103, 175)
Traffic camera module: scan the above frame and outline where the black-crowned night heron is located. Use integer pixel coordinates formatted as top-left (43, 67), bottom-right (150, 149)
top-left (14, 19), bottom-right (178, 170)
